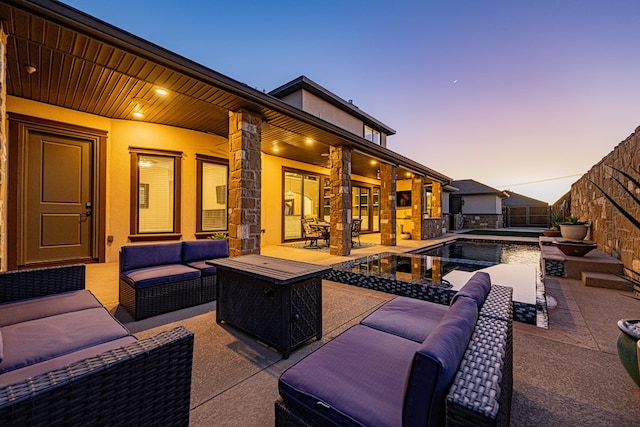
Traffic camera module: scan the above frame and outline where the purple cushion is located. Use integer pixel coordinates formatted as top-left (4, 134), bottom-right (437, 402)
top-left (121, 264), bottom-right (200, 289)
top-left (403, 295), bottom-right (478, 427)
top-left (360, 297), bottom-right (448, 342)
top-left (187, 261), bottom-right (217, 276)
top-left (450, 271), bottom-right (492, 309)
top-left (0, 307), bottom-right (130, 374)
top-left (0, 336), bottom-right (136, 387)
top-left (0, 331), bottom-right (3, 363)
top-left (182, 239), bottom-right (228, 263)
top-left (120, 243), bottom-right (183, 272)
top-left (0, 290), bottom-right (102, 327)
top-left (279, 325), bottom-right (419, 427)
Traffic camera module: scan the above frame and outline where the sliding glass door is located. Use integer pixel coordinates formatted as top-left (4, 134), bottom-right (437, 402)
top-left (283, 171), bottom-right (321, 240)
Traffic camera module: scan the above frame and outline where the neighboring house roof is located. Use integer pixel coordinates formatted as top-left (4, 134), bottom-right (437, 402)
top-left (502, 191), bottom-right (549, 207)
top-left (450, 179), bottom-right (508, 198)
top-left (269, 76), bottom-right (396, 135)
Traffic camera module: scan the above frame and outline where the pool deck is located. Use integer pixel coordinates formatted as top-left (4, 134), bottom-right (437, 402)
top-left (86, 230), bottom-right (640, 426)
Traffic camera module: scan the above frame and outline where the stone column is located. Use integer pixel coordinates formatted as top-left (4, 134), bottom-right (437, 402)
top-left (431, 181), bottom-right (442, 218)
top-left (228, 109), bottom-right (262, 256)
top-left (0, 27), bottom-right (7, 271)
top-left (329, 145), bottom-right (351, 256)
top-left (380, 163), bottom-right (396, 246)
top-left (411, 175), bottom-right (425, 240)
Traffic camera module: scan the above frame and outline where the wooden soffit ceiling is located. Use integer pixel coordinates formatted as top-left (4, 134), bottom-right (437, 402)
top-left (0, 0), bottom-right (450, 183)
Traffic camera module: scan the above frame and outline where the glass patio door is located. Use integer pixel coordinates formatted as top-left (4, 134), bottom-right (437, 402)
top-left (283, 171), bottom-right (320, 240)
top-left (352, 186), bottom-right (370, 231)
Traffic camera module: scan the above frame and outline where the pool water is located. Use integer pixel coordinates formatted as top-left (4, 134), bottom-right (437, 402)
top-left (415, 241), bottom-right (541, 268)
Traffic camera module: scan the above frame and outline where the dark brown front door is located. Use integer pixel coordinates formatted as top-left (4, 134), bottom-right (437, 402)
top-left (23, 131), bottom-right (93, 264)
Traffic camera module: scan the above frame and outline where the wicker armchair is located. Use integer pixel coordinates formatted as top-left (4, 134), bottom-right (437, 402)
top-left (0, 265), bottom-right (194, 426)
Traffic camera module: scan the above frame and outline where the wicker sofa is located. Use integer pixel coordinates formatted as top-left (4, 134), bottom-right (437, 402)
top-left (0, 264), bottom-right (194, 426)
top-left (275, 271), bottom-right (513, 427)
top-left (119, 239), bottom-right (229, 320)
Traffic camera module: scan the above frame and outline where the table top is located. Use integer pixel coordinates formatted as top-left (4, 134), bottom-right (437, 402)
top-left (207, 254), bottom-right (332, 285)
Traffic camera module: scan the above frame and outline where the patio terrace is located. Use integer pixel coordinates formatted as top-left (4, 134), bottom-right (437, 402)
top-left (87, 232), bottom-right (640, 426)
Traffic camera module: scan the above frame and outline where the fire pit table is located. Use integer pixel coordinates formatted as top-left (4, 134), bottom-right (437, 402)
top-left (208, 255), bottom-right (331, 358)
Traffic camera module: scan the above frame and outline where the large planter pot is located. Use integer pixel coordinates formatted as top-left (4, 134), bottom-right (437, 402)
top-left (617, 319), bottom-right (640, 386)
top-left (553, 240), bottom-right (597, 257)
top-left (560, 223), bottom-right (588, 241)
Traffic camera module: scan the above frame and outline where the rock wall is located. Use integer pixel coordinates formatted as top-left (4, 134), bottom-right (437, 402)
top-left (571, 125), bottom-right (640, 288)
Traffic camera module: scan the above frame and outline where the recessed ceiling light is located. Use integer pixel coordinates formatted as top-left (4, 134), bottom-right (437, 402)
top-left (133, 111), bottom-right (144, 118)
top-left (155, 88), bottom-right (168, 96)
top-left (305, 138), bottom-right (313, 144)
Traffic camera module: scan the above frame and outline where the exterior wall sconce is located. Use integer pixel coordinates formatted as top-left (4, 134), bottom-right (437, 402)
top-left (376, 169), bottom-right (380, 180)
top-left (422, 212), bottom-right (429, 220)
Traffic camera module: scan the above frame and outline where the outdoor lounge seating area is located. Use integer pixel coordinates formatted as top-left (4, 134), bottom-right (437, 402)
top-left (0, 265), bottom-right (194, 426)
top-left (275, 272), bottom-right (513, 427)
top-left (119, 239), bottom-right (229, 320)
top-left (2, 235), bottom-right (640, 426)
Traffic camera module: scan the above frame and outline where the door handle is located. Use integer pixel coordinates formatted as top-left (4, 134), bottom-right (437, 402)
top-left (85, 202), bottom-right (92, 217)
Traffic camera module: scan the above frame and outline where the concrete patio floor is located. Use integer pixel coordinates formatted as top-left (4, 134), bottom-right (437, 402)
top-left (87, 232), bottom-right (640, 426)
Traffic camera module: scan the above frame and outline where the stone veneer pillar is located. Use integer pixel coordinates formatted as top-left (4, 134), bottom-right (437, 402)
top-left (411, 175), bottom-right (425, 240)
top-left (228, 109), bottom-right (262, 256)
top-left (329, 145), bottom-right (351, 256)
top-left (431, 182), bottom-right (442, 218)
top-left (380, 163), bottom-right (396, 246)
top-left (0, 27), bottom-right (7, 270)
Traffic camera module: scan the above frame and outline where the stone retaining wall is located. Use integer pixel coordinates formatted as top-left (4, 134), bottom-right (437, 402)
top-left (462, 214), bottom-right (504, 229)
top-left (571, 125), bottom-right (640, 292)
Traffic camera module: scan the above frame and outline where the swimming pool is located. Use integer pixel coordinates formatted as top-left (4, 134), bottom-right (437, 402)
top-left (414, 240), bottom-right (541, 267)
top-left (326, 239), bottom-right (543, 325)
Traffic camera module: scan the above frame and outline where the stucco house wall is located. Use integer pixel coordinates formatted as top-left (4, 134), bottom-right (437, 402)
top-left (462, 194), bottom-right (502, 214)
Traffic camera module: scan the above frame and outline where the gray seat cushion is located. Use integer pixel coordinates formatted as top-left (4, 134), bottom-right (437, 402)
top-left (0, 307), bottom-right (130, 374)
top-left (121, 264), bottom-right (200, 289)
top-left (360, 296), bottom-right (448, 342)
top-left (279, 324), bottom-right (419, 427)
top-left (403, 295), bottom-right (478, 426)
top-left (0, 290), bottom-right (102, 327)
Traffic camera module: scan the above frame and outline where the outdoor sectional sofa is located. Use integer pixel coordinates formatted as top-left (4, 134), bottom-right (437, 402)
top-left (275, 271), bottom-right (513, 427)
top-left (119, 239), bottom-right (229, 320)
top-left (0, 264), bottom-right (194, 426)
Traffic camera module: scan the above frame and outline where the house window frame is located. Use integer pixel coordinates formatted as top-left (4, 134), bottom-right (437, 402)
top-left (195, 154), bottom-right (229, 238)
top-left (364, 125), bottom-right (380, 145)
top-left (129, 147), bottom-right (182, 242)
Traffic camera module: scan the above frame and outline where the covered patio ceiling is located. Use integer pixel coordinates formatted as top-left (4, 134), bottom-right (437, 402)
top-left (1, 0), bottom-right (450, 183)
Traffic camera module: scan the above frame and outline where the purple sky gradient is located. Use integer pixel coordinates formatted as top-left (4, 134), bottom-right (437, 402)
top-left (62, 0), bottom-right (640, 203)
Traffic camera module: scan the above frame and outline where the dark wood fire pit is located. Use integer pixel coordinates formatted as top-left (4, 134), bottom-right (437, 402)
top-left (553, 240), bottom-right (597, 257)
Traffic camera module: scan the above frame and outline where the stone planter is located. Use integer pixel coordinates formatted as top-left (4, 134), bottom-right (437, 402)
top-left (617, 319), bottom-right (640, 386)
top-left (560, 223), bottom-right (588, 241)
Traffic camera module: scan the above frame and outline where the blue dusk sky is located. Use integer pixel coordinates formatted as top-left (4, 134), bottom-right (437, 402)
top-left (62, 0), bottom-right (640, 204)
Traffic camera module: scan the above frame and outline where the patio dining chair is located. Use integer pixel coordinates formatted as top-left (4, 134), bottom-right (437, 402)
top-left (301, 219), bottom-right (322, 247)
top-left (351, 218), bottom-right (362, 247)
